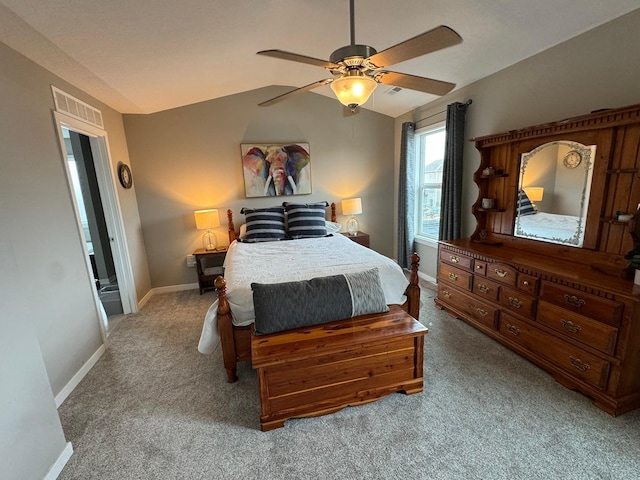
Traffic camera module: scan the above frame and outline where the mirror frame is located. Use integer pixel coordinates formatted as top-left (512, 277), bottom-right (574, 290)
top-left (514, 141), bottom-right (595, 248)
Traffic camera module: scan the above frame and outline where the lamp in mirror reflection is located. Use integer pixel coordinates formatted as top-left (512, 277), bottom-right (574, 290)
top-left (523, 187), bottom-right (544, 202)
top-left (194, 209), bottom-right (220, 251)
top-left (342, 198), bottom-right (362, 235)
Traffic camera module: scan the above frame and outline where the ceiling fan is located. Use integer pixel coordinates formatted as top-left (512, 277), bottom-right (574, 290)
top-left (257, 0), bottom-right (462, 111)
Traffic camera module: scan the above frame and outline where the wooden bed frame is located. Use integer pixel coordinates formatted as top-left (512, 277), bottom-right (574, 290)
top-left (214, 203), bottom-right (421, 383)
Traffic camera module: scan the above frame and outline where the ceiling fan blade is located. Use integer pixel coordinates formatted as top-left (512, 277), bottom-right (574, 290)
top-left (257, 50), bottom-right (339, 69)
top-left (376, 71), bottom-right (455, 96)
top-left (259, 79), bottom-right (334, 107)
top-left (366, 25), bottom-right (462, 68)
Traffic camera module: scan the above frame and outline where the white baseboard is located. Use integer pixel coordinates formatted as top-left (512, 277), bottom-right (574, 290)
top-left (418, 271), bottom-right (437, 288)
top-left (137, 283), bottom-right (199, 310)
top-left (152, 283), bottom-right (199, 294)
top-left (55, 344), bottom-right (106, 407)
top-left (137, 288), bottom-right (153, 310)
top-left (45, 441), bottom-right (73, 480)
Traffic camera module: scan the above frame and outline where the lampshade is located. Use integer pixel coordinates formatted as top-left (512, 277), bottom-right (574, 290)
top-left (342, 198), bottom-right (363, 216)
top-left (330, 72), bottom-right (377, 110)
top-left (524, 187), bottom-right (544, 202)
top-left (194, 209), bottom-right (220, 251)
top-left (194, 209), bottom-right (220, 230)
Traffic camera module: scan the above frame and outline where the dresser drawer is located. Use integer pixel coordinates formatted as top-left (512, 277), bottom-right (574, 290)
top-left (499, 286), bottom-right (536, 319)
top-left (438, 264), bottom-right (472, 291)
top-left (539, 282), bottom-right (623, 327)
top-left (473, 260), bottom-right (487, 276)
top-left (517, 273), bottom-right (539, 295)
top-left (437, 284), bottom-right (497, 330)
top-left (499, 314), bottom-right (610, 390)
top-left (486, 263), bottom-right (517, 287)
top-left (440, 249), bottom-right (473, 271)
top-left (472, 277), bottom-right (500, 301)
top-left (537, 301), bottom-right (618, 356)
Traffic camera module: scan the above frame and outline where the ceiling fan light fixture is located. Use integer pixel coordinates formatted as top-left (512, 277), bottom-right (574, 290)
top-left (330, 71), bottom-right (377, 110)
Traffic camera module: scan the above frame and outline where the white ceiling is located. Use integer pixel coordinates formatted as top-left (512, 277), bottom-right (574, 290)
top-left (1, 0), bottom-right (639, 118)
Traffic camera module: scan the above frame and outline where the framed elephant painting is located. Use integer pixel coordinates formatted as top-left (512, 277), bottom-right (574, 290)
top-left (241, 143), bottom-right (312, 197)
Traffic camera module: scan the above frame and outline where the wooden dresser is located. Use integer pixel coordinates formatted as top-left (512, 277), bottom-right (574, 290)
top-left (436, 239), bottom-right (640, 416)
top-left (435, 104), bottom-right (640, 415)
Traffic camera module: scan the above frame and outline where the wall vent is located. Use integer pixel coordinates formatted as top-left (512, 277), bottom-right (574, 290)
top-left (384, 86), bottom-right (403, 95)
top-left (51, 86), bottom-right (104, 129)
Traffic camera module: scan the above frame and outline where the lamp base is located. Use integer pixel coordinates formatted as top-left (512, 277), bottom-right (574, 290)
top-left (347, 216), bottom-right (359, 236)
top-left (203, 230), bottom-right (218, 251)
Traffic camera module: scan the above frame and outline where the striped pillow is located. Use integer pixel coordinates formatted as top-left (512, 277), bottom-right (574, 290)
top-left (283, 202), bottom-right (329, 238)
top-left (240, 207), bottom-right (286, 242)
top-left (517, 190), bottom-right (537, 216)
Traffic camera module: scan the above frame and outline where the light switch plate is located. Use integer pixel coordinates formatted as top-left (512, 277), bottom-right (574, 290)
top-left (186, 254), bottom-right (196, 267)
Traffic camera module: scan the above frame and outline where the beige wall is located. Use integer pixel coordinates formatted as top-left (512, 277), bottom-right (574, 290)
top-left (0, 41), bottom-right (150, 479)
top-left (123, 87), bottom-right (395, 288)
top-left (397, 9), bottom-right (640, 281)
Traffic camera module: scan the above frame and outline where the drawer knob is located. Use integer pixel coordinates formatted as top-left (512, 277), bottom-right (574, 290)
top-left (561, 319), bottom-right (582, 334)
top-left (522, 280), bottom-right (530, 286)
top-left (442, 290), bottom-right (452, 299)
top-left (508, 296), bottom-right (523, 309)
top-left (507, 324), bottom-right (521, 336)
top-left (477, 284), bottom-right (490, 294)
top-left (564, 294), bottom-right (586, 308)
top-left (476, 308), bottom-right (489, 317)
top-left (450, 256), bottom-right (459, 263)
top-left (476, 265), bottom-right (482, 270)
top-left (569, 356), bottom-right (590, 372)
top-left (494, 268), bottom-right (509, 278)
top-left (449, 273), bottom-right (458, 281)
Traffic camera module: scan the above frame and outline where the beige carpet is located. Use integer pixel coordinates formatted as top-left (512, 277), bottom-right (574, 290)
top-left (57, 284), bottom-right (640, 479)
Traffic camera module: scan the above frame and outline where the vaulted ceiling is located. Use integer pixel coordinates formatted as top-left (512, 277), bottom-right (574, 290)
top-left (1, 0), bottom-right (639, 117)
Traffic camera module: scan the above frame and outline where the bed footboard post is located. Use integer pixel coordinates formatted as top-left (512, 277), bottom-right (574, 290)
top-left (227, 209), bottom-right (237, 243)
top-left (406, 252), bottom-right (421, 320)
top-left (215, 276), bottom-right (238, 383)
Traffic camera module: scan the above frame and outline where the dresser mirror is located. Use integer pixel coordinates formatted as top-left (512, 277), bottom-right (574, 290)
top-left (514, 141), bottom-right (596, 247)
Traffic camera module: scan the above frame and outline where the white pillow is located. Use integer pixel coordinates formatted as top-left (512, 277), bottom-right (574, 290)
top-left (325, 221), bottom-right (342, 234)
top-left (239, 223), bottom-right (247, 239)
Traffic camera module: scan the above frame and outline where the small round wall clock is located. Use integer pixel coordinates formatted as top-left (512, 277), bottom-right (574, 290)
top-left (118, 162), bottom-right (133, 189)
top-left (563, 150), bottom-right (582, 169)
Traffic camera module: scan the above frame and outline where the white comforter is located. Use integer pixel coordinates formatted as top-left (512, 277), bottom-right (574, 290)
top-left (198, 234), bottom-right (409, 354)
top-left (516, 212), bottom-right (582, 246)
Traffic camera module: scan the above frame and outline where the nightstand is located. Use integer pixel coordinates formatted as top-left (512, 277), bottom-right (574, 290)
top-left (193, 248), bottom-right (227, 294)
top-left (341, 231), bottom-right (370, 248)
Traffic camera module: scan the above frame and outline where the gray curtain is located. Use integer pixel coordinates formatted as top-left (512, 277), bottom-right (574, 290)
top-left (439, 102), bottom-right (470, 240)
top-left (398, 122), bottom-right (416, 269)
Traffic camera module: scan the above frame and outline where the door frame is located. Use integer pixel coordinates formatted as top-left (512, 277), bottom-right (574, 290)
top-left (54, 111), bottom-right (137, 338)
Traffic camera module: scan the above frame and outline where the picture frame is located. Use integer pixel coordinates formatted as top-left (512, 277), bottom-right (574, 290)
top-left (241, 143), bottom-right (311, 197)
top-left (117, 162), bottom-right (133, 189)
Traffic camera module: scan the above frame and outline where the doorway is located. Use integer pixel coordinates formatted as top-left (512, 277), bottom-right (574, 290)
top-left (64, 128), bottom-right (124, 326)
top-left (54, 111), bottom-right (137, 339)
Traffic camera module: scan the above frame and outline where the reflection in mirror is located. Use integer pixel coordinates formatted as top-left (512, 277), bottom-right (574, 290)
top-left (514, 141), bottom-right (595, 247)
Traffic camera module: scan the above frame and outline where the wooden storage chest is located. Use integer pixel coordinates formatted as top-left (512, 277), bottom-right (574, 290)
top-left (251, 305), bottom-right (428, 431)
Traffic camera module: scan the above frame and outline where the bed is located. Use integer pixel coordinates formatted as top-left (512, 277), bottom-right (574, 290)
top-left (198, 203), bottom-right (421, 383)
top-left (514, 211), bottom-right (583, 246)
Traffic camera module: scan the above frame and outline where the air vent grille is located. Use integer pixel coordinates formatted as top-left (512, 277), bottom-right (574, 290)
top-left (51, 86), bottom-right (104, 129)
top-left (384, 86), bottom-right (403, 95)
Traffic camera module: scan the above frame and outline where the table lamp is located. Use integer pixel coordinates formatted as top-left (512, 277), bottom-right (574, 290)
top-left (342, 198), bottom-right (362, 235)
top-left (194, 209), bottom-right (220, 251)
top-left (523, 187), bottom-right (544, 202)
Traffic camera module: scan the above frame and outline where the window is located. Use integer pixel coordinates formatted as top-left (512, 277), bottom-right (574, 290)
top-left (415, 123), bottom-right (446, 240)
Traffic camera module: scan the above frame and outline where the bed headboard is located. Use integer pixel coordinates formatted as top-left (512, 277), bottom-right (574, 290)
top-left (226, 202), bottom-right (338, 243)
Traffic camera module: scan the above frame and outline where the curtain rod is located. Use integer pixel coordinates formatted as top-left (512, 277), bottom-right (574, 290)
top-left (415, 99), bottom-right (472, 125)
